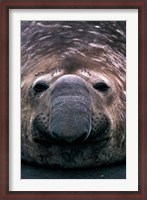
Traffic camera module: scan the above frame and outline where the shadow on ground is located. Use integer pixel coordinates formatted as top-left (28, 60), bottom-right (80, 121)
top-left (21, 163), bottom-right (126, 179)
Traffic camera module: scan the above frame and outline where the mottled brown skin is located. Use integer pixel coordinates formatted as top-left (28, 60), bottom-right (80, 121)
top-left (21, 21), bottom-right (126, 168)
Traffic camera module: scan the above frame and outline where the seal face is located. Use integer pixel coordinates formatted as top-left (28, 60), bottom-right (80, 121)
top-left (21, 21), bottom-right (126, 168)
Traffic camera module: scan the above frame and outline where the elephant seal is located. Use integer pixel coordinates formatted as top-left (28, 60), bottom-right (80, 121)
top-left (21, 21), bottom-right (126, 168)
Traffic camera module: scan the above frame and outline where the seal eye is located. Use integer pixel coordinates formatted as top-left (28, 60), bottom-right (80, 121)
top-left (93, 82), bottom-right (109, 92)
top-left (33, 81), bottom-right (49, 93)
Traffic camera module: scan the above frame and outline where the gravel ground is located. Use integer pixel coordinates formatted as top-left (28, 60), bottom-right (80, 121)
top-left (21, 163), bottom-right (126, 179)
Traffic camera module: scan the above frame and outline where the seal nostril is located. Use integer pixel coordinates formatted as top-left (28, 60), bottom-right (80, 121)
top-left (75, 132), bottom-right (88, 143)
top-left (51, 131), bottom-right (61, 141)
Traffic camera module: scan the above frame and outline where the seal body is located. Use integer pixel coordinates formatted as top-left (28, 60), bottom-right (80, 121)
top-left (21, 21), bottom-right (126, 168)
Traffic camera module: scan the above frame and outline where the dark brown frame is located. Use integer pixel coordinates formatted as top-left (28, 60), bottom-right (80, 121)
top-left (0, 0), bottom-right (146, 199)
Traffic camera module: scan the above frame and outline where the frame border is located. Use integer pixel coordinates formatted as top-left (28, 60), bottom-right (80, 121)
top-left (0, 0), bottom-right (146, 199)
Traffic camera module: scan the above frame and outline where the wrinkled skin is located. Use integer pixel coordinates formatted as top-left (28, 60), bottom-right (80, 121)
top-left (21, 21), bottom-right (126, 168)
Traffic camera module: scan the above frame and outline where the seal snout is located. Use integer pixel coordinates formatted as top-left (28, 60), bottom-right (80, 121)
top-left (49, 75), bottom-right (92, 143)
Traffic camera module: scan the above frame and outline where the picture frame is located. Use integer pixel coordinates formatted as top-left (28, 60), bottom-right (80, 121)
top-left (0, 0), bottom-right (146, 199)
